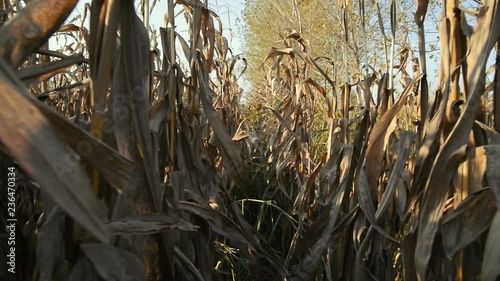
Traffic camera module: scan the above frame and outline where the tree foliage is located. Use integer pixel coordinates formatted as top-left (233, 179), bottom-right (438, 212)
top-left (242, 0), bottom-right (418, 93)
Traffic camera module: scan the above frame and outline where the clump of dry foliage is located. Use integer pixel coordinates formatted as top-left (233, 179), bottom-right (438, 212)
top-left (0, 0), bottom-right (499, 281)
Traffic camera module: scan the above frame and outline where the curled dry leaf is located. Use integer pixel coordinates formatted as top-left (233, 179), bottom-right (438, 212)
top-left (232, 129), bottom-right (249, 142)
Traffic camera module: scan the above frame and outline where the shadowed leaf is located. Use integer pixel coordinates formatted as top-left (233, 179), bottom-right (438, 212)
top-left (63, 256), bottom-right (100, 281)
top-left (415, 2), bottom-right (500, 279)
top-left (482, 211), bottom-right (500, 281)
top-left (179, 200), bottom-right (256, 252)
top-left (37, 208), bottom-right (65, 281)
top-left (107, 214), bottom-right (198, 234)
top-left (441, 188), bottom-right (496, 259)
top-left (0, 57), bottom-right (109, 243)
top-left (16, 53), bottom-right (86, 85)
top-left (82, 243), bottom-right (147, 281)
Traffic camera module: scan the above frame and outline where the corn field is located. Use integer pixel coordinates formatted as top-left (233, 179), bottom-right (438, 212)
top-left (0, 0), bottom-right (499, 280)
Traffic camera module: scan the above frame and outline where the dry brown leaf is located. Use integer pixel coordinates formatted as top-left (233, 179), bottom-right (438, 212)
top-left (441, 188), bottom-right (496, 259)
top-left (88, 0), bottom-right (120, 113)
top-left (364, 74), bottom-right (423, 201)
top-left (357, 167), bottom-right (399, 244)
top-left (415, 2), bottom-right (500, 279)
top-left (0, 57), bottom-right (136, 192)
top-left (107, 214), bottom-right (198, 234)
top-left (453, 146), bottom-right (487, 198)
top-left (0, 0), bottom-right (79, 68)
top-left (232, 130), bottom-right (249, 142)
top-left (415, 0), bottom-right (429, 28)
top-left (120, 0), bottom-right (161, 210)
top-left (179, 201), bottom-right (255, 251)
top-left (262, 47), bottom-right (336, 88)
top-left (0, 58), bottom-right (109, 243)
top-left (292, 147), bottom-right (354, 280)
top-left (58, 24), bottom-right (90, 47)
top-left (484, 145), bottom-right (500, 208)
top-left (16, 53), bottom-right (86, 85)
top-left (196, 53), bottom-right (249, 185)
top-left (481, 210), bottom-right (500, 281)
top-left (376, 131), bottom-right (415, 219)
top-left (474, 121), bottom-right (500, 145)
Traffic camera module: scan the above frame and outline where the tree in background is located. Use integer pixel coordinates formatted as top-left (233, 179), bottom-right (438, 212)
top-left (241, 0), bottom-right (429, 157)
top-left (242, 0), bottom-right (420, 95)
